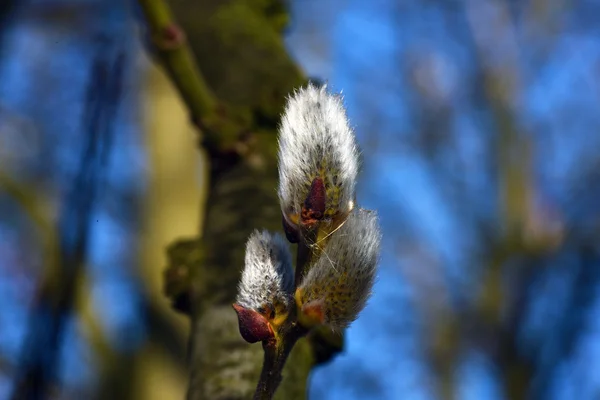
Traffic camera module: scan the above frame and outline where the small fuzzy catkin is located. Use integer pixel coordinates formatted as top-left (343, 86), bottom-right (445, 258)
top-left (234, 231), bottom-right (295, 343)
top-left (237, 230), bottom-right (294, 311)
top-left (278, 84), bottom-right (359, 225)
top-left (296, 208), bottom-right (381, 330)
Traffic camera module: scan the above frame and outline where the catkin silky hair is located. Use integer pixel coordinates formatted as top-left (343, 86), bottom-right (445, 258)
top-left (237, 230), bottom-right (294, 311)
top-left (234, 231), bottom-right (294, 343)
top-left (278, 84), bottom-right (359, 226)
top-left (296, 208), bottom-right (381, 330)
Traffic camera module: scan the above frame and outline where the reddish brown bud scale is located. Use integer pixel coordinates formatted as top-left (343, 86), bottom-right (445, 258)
top-left (232, 303), bottom-right (274, 343)
top-left (153, 24), bottom-right (187, 51)
top-left (163, 24), bottom-right (185, 44)
top-left (301, 177), bottom-right (326, 226)
top-left (301, 301), bottom-right (325, 325)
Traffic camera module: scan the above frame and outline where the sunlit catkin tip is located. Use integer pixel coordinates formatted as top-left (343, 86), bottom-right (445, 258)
top-left (296, 208), bottom-right (381, 330)
top-left (278, 84), bottom-right (359, 232)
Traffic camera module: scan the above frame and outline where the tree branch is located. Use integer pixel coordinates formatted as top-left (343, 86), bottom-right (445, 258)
top-left (136, 0), bottom-right (251, 152)
top-left (137, 1), bottom-right (347, 398)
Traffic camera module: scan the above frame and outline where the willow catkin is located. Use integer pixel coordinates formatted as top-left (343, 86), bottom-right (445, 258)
top-left (277, 84), bottom-right (360, 229)
top-left (296, 208), bottom-right (381, 330)
top-left (237, 230), bottom-right (294, 311)
top-left (234, 231), bottom-right (294, 343)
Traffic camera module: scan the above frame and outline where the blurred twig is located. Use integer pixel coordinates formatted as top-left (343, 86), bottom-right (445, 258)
top-left (460, 1), bottom-right (543, 398)
top-left (11, 46), bottom-right (125, 400)
top-left (136, 0), bottom-right (215, 119)
top-left (0, 0), bottom-right (19, 62)
top-left (0, 170), bottom-right (60, 280)
top-left (428, 1), bottom-right (558, 398)
top-left (136, 0), bottom-right (250, 152)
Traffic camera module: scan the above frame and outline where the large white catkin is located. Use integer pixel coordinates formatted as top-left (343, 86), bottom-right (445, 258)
top-left (277, 84), bottom-right (360, 219)
top-left (236, 230), bottom-right (294, 311)
top-left (298, 208), bottom-right (381, 330)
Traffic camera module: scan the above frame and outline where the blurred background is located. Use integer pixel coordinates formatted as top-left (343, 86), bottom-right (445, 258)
top-left (1, 0), bottom-right (600, 399)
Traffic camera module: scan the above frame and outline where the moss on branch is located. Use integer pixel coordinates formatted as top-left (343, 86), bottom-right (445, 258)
top-left (137, 0), bottom-right (252, 151)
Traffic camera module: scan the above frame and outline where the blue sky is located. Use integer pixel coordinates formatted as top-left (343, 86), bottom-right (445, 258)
top-left (1, 0), bottom-right (600, 399)
top-left (288, 0), bottom-right (600, 399)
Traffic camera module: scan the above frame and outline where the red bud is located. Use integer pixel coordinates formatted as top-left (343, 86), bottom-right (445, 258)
top-left (232, 304), bottom-right (274, 343)
top-left (301, 177), bottom-right (326, 226)
top-left (301, 301), bottom-right (325, 325)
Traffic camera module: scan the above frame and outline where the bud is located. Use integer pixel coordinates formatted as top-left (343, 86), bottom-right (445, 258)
top-left (295, 208), bottom-right (381, 330)
top-left (278, 84), bottom-right (359, 239)
top-left (232, 303), bottom-right (274, 343)
top-left (234, 231), bottom-right (294, 343)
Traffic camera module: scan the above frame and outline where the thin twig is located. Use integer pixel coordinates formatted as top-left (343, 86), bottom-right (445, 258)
top-left (253, 319), bottom-right (308, 400)
top-left (11, 47), bottom-right (125, 400)
top-left (136, 0), bottom-right (215, 118)
top-left (136, 0), bottom-right (248, 151)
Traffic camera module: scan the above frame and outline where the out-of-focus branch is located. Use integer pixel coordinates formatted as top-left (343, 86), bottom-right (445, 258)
top-left (0, 170), bottom-right (60, 284)
top-left (427, 2), bottom-right (566, 399)
top-left (11, 47), bottom-right (125, 400)
top-left (0, 0), bottom-right (19, 62)
top-left (80, 287), bottom-right (187, 400)
top-left (462, 1), bottom-right (557, 399)
top-left (136, 0), bottom-right (251, 152)
top-left (137, 0), bottom-right (215, 113)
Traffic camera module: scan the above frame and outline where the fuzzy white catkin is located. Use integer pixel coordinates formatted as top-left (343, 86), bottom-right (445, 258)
top-left (236, 230), bottom-right (294, 311)
top-left (278, 84), bottom-right (359, 219)
top-left (298, 208), bottom-right (381, 330)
